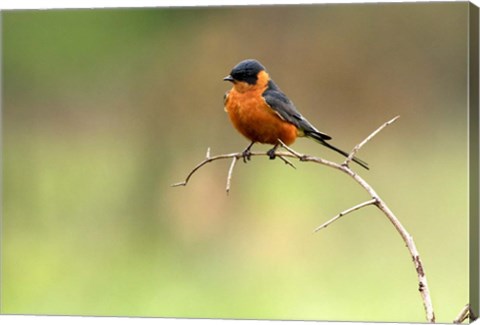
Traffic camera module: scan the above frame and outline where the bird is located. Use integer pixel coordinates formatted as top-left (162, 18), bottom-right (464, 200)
top-left (223, 59), bottom-right (369, 170)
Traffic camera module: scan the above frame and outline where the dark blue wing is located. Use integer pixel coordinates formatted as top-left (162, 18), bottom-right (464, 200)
top-left (262, 80), bottom-right (331, 140)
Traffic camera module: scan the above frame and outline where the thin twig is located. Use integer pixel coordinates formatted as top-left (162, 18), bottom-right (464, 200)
top-left (313, 199), bottom-right (377, 232)
top-left (278, 155), bottom-right (296, 169)
top-left (226, 156), bottom-right (238, 194)
top-left (278, 139), bottom-right (304, 158)
top-left (344, 115), bottom-right (400, 167)
top-left (454, 304), bottom-right (473, 323)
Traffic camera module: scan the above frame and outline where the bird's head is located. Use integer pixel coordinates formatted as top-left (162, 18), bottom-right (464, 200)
top-left (224, 59), bottom-right (269, 92)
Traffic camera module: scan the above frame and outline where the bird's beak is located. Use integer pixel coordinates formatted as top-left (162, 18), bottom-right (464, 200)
top-left (223, 75), bottom-right (235, 82)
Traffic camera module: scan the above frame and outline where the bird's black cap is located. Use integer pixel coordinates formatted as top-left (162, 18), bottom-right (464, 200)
top-left (224, 59), bottom-right (266, 85)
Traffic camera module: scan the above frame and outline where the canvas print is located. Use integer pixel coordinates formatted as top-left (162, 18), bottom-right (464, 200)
top-left (1, 2), bottom-right (478, 323)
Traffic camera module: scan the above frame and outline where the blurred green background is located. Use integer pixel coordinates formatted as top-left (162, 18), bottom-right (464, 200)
top-left (1, 3), bottom-right (470, 323)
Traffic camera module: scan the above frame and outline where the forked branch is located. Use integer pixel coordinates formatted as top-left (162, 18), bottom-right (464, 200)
top-left (171, 148), bottom-right (296, 194)
top-left (172, 115), bottom-right (436, 322)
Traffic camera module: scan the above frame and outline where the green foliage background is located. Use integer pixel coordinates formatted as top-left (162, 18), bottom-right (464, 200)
top-left (1, 3), bottom-right (470, 322)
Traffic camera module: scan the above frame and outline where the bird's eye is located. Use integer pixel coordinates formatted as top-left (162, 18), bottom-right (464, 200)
top-left (231, 69), bottom-right (257, 85)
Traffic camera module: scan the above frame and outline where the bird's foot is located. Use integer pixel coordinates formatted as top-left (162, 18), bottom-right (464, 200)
top-left (242, 148), bottom-right (252, 163)
top-left (267, 147), bottom-right (277, 160)
top-left (241, 142), bottom-right (255, 163)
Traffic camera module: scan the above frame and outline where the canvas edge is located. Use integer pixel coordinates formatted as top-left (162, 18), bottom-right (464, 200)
top-left (469, 1), bottom-right (480, 323)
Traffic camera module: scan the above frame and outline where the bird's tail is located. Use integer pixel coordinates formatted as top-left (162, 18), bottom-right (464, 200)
top-left (306, 131), bottom-right (369, 170)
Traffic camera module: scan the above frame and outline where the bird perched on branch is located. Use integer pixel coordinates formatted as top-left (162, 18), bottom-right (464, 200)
top-left (223, 59), bottom-right (369, 170)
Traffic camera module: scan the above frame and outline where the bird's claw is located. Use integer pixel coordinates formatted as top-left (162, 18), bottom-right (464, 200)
top-left (242, 149), bottom-right (252, 163)
top-left (267, 148), bottom-right (276, 160)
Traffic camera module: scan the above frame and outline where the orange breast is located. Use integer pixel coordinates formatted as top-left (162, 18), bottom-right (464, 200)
top-left (225, 89), bottom-right (298, 146)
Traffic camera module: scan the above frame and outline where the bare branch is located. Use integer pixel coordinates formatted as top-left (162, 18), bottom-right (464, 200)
top-left (313, 199), bottom-right (377, 232)
top-left (173, 117), bottom-right (435, 322)
top-left (344, 115), bottom-right (400, 167)
top-left (368, 197), bottom-right (434, 322)
top-left (171, 150), bottom-right (299, 188)
top-left (171, 151), bottom-right (240, 187)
